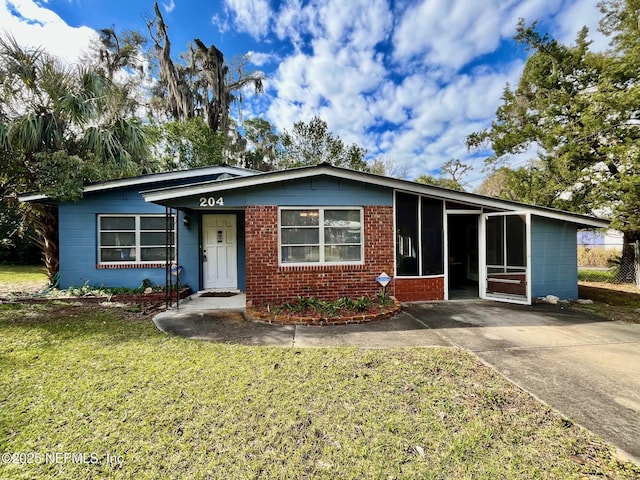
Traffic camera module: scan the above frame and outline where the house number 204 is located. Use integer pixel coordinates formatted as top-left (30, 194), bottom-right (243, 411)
top-left (199, 196), bottom-right (225, 207)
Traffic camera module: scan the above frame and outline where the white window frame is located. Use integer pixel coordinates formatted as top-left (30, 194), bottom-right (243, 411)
top-left (97, 214), bottom-right (176, 265)
top-left (278, 207), bottom-right (365, 266)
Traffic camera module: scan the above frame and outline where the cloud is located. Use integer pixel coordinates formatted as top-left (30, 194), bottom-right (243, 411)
top-left (266, 0), bottom-right (527, 179)
top-left (223, 0), bottom-right (271, 39)
top-left (554, 0), bottom-right (610, 52)
top-left (392, 0), bottom-right (565, 71)
top-left (211, 11), bottom-right (231, 34)
top-left (247, 50), bottom-right (278, 66)
top-left (0, 0), bottom-right (97, 63)
top-left (162, 0), bottom-right (176, 14)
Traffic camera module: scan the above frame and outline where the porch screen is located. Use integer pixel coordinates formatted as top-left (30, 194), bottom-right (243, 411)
top-left (396, 193), bottom-right (444, 276)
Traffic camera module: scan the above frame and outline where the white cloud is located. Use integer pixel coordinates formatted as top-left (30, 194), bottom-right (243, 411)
top-left (0, 0), bottom-right (97, 63)
top-left (162, 0), bottom-right (176, 14)
top-left (211, 11), bottom-right (231, 34)
top-left (554, 0), bottom-right (610, 52)
top-left (268, 0), bottom-right (393, 137)
top-left (392, 0), bottom-right (564, 71)
top-left (223, 0), bottom-right (271, 39)
top-left (247, 50), bottom-right (278, 66)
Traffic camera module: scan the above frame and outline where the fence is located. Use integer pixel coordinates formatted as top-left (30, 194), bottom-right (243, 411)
top-left (577, 241), bottom-right (639, 287)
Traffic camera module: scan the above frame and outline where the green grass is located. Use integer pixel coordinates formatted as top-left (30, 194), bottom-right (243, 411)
top-left (0, 304), bottom-right (637, 479)
top-left (578, 268), bottom-right (618, 283)
top-left (0, 264), bottom-right (48, 294)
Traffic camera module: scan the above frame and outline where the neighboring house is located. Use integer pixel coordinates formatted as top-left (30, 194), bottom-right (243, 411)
top-left (20, 163), bottom-right (608, 306)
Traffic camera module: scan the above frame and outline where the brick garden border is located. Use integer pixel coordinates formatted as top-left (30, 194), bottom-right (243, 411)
top-left (245, 297), bottom-right (402, 326)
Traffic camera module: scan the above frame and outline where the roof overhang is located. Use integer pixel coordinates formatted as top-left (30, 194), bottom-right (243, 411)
top-left (18, 165), bottom-right (259, 203)
top-left (141, 163), bottom-right (610, 229)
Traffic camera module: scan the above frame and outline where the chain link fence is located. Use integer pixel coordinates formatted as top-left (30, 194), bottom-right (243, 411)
top-left (577, 241), bottom-right (639, 286)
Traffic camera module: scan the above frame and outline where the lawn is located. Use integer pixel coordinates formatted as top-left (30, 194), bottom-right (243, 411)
top-left (576, 283), bottom-right (640, 324)
top-left (0, 264), bottom-right (48, 296)
top-left (1, 303), bottom-right (638, 479)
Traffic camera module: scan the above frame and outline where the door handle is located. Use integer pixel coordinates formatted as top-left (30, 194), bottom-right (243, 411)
top-left (203, 250), bottom-right (207, 262)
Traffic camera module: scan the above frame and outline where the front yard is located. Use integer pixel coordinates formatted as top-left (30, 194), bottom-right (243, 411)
top-left (1, 301), bottom-right (637, 479)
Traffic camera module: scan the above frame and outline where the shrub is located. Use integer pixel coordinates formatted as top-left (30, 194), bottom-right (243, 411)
top-left (577, 246), bottom-right (621, 268)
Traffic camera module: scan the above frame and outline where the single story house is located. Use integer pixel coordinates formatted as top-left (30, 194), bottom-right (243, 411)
top-left (20, 162), bottom-right (608, 306)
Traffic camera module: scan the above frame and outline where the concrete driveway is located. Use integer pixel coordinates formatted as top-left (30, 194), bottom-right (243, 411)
top-left (153, 298), bottom-right (640, 462)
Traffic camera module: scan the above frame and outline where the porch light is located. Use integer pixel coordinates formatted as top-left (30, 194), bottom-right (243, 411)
top-left (183, 215), bottom-right (191, 228)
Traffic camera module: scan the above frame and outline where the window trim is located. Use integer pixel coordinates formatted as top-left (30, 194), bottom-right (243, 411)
top-left (278, 207), bottom-right (365, 266)
top-left (97, 214), bottom-right (176, 266)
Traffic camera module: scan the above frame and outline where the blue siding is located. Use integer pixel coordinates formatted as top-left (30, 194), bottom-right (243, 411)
top-left (530, 216), bottom-right (578, 300)
top-left (58, 188), bottom-right (199, 290)
top-left (166, 176), bottom-right (393, 209)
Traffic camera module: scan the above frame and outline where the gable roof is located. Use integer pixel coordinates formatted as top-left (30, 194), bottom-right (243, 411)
top-left (141, 163), bottom-right (609, 229)
top-left (17, 164), bottom-right (259, 202)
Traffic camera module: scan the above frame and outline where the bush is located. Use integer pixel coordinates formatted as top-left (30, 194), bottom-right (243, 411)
top-left (577, 246), bottom-right (621, 268)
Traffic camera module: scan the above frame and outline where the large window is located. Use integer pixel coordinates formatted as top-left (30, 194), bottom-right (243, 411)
top-left (280, 208), bottom-right (363, 265)
top-left (98, 215), bottom-right (175, 264)
top-left (396, 193), bottom-right (444, 276)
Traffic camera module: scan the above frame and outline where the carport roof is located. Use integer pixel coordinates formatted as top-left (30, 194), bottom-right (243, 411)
top-left (141, 162), bottom-right (609, 229)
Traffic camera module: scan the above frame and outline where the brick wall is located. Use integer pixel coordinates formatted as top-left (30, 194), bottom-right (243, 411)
top-left (245, 205), bottom-right (395, 306)
top-left (393, 277), bottom-right (445, 302)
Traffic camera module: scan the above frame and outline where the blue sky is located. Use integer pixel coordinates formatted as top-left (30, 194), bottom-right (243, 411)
top-left (1, 0), bottom-right (608, 185)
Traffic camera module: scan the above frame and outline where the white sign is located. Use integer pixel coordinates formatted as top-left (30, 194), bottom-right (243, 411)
top-left (376, 271), bottom-right (392, 287)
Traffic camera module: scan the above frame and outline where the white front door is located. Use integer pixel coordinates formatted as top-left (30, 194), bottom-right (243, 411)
top-left (203, 214), bottom-right (237, 290)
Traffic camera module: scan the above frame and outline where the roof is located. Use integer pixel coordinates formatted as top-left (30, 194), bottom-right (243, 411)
top-left (141, 163), bottom-right (609, 229)
top-left (17, 164), bottom-right (259, 202)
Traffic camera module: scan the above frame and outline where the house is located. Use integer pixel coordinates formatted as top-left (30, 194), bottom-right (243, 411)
top-left (20, 163), bottom-right (608, 306)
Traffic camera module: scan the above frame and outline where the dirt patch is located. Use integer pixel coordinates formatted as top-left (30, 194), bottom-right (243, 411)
top-left (579, 281), bottom-right (639, 294)
top-left (0, 280), bottom-right (49, 297)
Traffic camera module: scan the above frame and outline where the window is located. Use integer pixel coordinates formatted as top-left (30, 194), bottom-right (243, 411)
top-left (98, 215), bottom-right (175, 264)
top-left (280, 208), bottom-right (363, 264)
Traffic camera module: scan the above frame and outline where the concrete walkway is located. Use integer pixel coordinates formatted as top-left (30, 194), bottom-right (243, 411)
top-left (153, 296), bottom-right (640, 463)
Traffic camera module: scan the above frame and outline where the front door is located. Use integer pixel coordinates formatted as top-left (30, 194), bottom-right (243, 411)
top-left (481, 212), bottom-right (530, 304)
top-left (203, 214), bottom-right (237, 290)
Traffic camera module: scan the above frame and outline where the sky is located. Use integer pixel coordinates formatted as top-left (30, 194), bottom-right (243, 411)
top-left (0, 0), bottom-right (610, 186)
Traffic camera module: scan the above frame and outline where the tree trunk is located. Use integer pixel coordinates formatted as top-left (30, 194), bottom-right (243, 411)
top-left (621, 230), bottom-right (639, 284)
top-left (150, 2), bottom-right (193, 122)
top-left (28, 204), bottom-right (59, 283)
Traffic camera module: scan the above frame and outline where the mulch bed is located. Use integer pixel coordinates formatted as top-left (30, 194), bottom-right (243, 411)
top-left (246, 297), bottom-right (402, 326)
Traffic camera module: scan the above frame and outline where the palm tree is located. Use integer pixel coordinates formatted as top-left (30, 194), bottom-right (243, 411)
top-left (0, 35), bottom-right (149, 280)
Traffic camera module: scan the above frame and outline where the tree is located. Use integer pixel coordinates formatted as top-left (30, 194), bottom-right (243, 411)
top-left (369, 156), bottom-right (409, 178)
top-left (90, 27), bottom-right (147, 81)
top-left (146, 2), bottom-right (263, 135)
top-left (415, 175), bottom-right (465, 191)
top-left (277, 116), bottom-right (369, 171)
top-left (467, 16), bottom-right (640, 242)
top-left (241, 118), bottom-right (279, 171)
top-left (146, 118), bottom-right (226, 170)
top-left (473, 164), bottom-right (559, 204)
top-left (0, 36), bottom-right (148, 279)
top-left (415, 159), bottom-right (472, 191)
